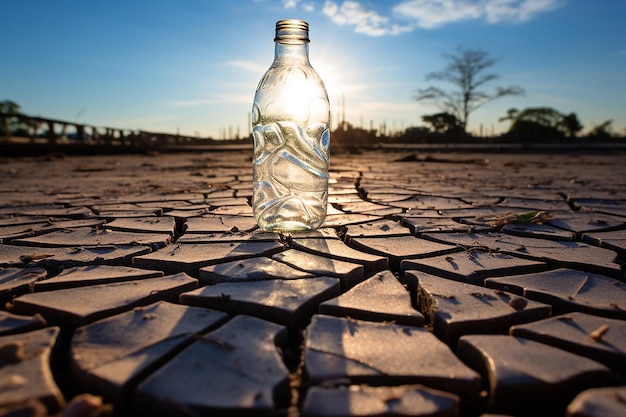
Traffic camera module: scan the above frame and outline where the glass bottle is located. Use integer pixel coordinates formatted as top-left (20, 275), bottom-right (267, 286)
top-left (251, 19), bottom-right (330, 232)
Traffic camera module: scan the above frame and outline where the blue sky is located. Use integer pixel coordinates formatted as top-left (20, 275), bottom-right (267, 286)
top-left (3, 0), bottom-right (625, 138)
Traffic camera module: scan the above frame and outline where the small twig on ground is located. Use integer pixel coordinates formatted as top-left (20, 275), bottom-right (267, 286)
top-left (477, 210), bottom-right (554, 228)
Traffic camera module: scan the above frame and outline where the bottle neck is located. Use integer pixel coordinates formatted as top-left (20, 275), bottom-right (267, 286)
top-left (273, 41), bottom-right (310, 65)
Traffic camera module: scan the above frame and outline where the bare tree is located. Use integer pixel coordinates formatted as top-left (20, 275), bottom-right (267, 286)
top-left (415, 47), bottom-right (524, 134)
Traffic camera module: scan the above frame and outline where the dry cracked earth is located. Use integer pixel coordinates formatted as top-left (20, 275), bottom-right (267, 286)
top-left (1, 149), bottom-right (625, 417)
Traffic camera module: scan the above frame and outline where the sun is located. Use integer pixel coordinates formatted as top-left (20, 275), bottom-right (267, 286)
top-left (311, 59), bottom-right (347, 102)
top-left (313, 60), bottom-right (343, 99)
top-left (309, 39), bottom-right (372, 129)
top-left (311, 58), bottom-right (351, 128)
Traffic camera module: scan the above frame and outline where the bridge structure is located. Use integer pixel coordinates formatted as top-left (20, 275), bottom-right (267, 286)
top-left (0, 112), bottom-right (245, 153)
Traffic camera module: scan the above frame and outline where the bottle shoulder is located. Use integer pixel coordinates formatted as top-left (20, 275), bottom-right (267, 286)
top-left (256, 63), bottom-right (326, 92)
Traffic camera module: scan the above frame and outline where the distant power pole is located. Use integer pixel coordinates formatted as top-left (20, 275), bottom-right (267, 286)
top-left (75, 108), bottom-right (86, 123)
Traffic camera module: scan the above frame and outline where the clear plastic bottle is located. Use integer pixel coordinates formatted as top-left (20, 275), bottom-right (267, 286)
top-left (251, 19), bottom-right (330, 232)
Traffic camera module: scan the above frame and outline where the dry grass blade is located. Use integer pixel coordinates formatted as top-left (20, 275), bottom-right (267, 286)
top-left (478, 210), bottom-right (554, 227)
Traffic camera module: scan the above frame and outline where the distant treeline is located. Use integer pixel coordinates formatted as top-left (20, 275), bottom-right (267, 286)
top-left (2, 100), bottom-right (623, 150)
top-left (332, 107), bottom-right (624, 147)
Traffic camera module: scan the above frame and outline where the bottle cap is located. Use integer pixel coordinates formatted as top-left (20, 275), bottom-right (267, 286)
top-left (274, 19), bottom-right (310, 44)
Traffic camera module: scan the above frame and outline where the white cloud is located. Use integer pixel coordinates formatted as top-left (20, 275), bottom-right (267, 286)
top-left (225, 60), bottom-right (267, 74)
top-left (281, 0), bottom-right (314, 13)
top-left (282, 0), bottom-right (298, 8)
top-left (322, 1), bottom-right (339, 16)
top-left (394, 0), bottom-right (564, 29)
top-left (393, 0), bottom-right (482, 29)
top-left (318, 0), bottom-right (563, 35)
top-left (323, 1), bottom-right (412, 36)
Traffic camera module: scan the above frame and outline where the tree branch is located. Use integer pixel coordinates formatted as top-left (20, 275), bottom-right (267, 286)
top-left (413, 46), bottom-right (525, 133)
